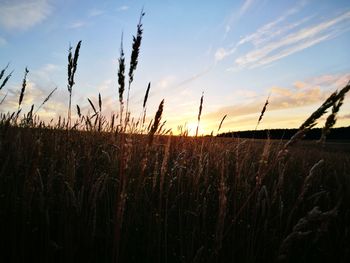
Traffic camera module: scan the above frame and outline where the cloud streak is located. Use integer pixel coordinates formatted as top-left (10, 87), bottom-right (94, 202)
top-left (0, 37), bottom-right (7, 47)
top-left (233, 10), bottom-right (350, 69)
top-left (88, 8), bottom-right (104, 17)
top-left (0, 0), bottom-right (52, 30)
top-left (69, 21), bottom-right (86, 29)
top-left (239, 0), bottom-right (255, 16)
top-left (118, 5), bottom-right (129, 12)
top-left (223, 0), bottom-right (256, 38)
top-left (216, 4), bottom-right (350, 70)
top-left (216, 4), bottom-right (306, 62)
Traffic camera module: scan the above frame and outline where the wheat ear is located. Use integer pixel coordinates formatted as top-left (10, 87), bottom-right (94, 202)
top-left (196, 92), bottom-right (204, 137)
top-left (125, 9), bottom-right (145, 122)
top-left (148, 99), bottom-right (164, 145)
top-left (217, 114), bottom-right (227, 133)
top-left (117, 33), bottom-right (125, 126)
top-left (67, 40), bottom-right (82, 128)
top-left (35, 87), bottom-right (57, 114)
top-left (18, 67), bottom-right (29, 111)
top-left (255, 93), bottom-right (270, 130)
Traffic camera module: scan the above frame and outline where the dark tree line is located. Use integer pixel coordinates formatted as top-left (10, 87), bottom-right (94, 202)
top-left (218, 126), bottom-right (350, 141)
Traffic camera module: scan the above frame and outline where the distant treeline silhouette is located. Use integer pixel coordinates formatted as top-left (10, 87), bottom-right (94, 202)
top-left (218, 126), bottom-right (350, 140)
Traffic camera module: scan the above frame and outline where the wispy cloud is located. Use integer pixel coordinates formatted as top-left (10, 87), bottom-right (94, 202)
top-left (218, 4), bottom-right (305, 61)
top-left (32, 63), bottom-right (62, 85)
top-left (69, 21), bottom-right (86, 29)
top-left (239, 0), bottom-right (255, 16)
top-left (224, 0), bottom-right (256, 36)
top-left (0, 0), bottom-right (52, 30)
top-left (217, 3), bottom-right (307, 62)
top-left (310, 73), bottom-right (350, 88)
top-left (294, 81), bottom-right (306, 89)
top-left (216, 3), bottom-right (350, 70)
top-left (238, 15), bottom-right (312, 49)
top-left (205, 85), bottom-right (323, 122)
top-left (237, 33), bottom-right (331, 69)
top-left (0, 37), bottom-right (7, 47)
top-left (149, 66), bottom-right (214, 97)
top-left (156, 75), bottom-right (176, 90)
top-left (232, 10), bottom-right (350, 69)
top-left (1, 80), bottom-right (59, 115)
top-left (204, 72), bottom-right (350, 130)
top-left (0, 64), bottom-right (70, 119)
top-left (118, 5), bottom-right (129, 12)
top-left (176, 66), bottom-right (213, 88)
top-left (338, 114), bottom-right (350, 120)
top-left (215, 47), bottom-right (236, 62)
top-left (88, 8), bottom-right (104, 17)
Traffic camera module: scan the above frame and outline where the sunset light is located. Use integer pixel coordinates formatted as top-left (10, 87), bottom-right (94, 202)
top-left (1, 0), bottom-right (349, 133)
top-left (1, 1), bottom-right (350, 262)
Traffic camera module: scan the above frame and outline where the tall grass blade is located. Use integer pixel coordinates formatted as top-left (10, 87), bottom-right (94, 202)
top-left (148, 99), bottom-right (164, 145)
top-left (196, 92), bottom-right (204, 137)
top-left (35, 87), bottom-right (57, 114)
top-left (0, 63), bottom-right (12, 91)
top-left (218, 114), bottom-right (227, 133)
top-left (256, 94), bottom-right (270, 130)
top-left (0, 91), bottom-right (8, 105)
top-left (88, 98), bottom-right (97, 115)
top-left (0, 62), bottom-right (9, 80)
top-left (18, 67), bottom-right (29, 111)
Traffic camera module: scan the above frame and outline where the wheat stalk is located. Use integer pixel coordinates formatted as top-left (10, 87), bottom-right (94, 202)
top-left (125, 9), bottom-right (145, 122)
top-left (279, 81), bottom-right (350, 156)
top-left (196, 92), bottom-right (204, 137)
top-left (318, 96), bottom-right (343, 143)
top-left (88, 98), bottom-right (97, 116)
top-left (143, 82), bottom-right (151, 109)
top-left (0, 91), bottom-right (8, 105)
top-left (67, 40), bottom-right (82, 128)
top-left (148, 99), bottom-right (164, 145)
top-left (255, 93), bottom-right (270, 130)
top-left (279, 205), bottom-right (337, 261)
top-left (98, 92), bottom-right (102, 113)
top-left (142, 82), bottom-right (151, 127)
top-left (98, 93), bottom-right (102, 131)
top-left (0, 63), bottom-right (13, 91)
top-left (0, 62), bottom-right (9, 80)
top-left (217, 114), bottom-right (227, 133)
top-left (34, 87), bottom-right (57, 114)
top-left (0, 72), bottom-right (12, 91)
top-left (117, 33), bottom-right (125, 126)
top-left (25, 104), bottom-right (34, 126)
top-left (76, 104), bottom-right (81, 118)
top-left (18, 67), bottom-right (29, 112)
top-left (318, 79), bottom-right (350, 143)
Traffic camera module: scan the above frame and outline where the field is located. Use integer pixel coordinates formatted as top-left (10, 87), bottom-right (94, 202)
top-left (1, 11), bottom-right (350, 263)
top-left (0, 124), bottom-right (350, 262)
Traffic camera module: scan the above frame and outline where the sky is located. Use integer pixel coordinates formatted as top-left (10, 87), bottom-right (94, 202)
top-left (0, 0), bottom-right (350, 135)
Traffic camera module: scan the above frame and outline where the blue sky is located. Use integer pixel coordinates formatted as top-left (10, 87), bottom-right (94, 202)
top-left (0, 0), bottom-right (349, 134)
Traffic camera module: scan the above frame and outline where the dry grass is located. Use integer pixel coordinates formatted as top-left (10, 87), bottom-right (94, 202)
top-left (1, 127), bottom-right (349, 263)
